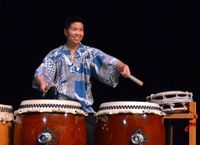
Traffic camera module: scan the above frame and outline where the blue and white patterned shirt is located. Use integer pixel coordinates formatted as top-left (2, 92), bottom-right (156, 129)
top-left (33, 43), bottom-right (120, 113)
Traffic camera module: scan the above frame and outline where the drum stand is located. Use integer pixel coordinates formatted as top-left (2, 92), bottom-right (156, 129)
top-left (164, 102), bottom-right (197, 145)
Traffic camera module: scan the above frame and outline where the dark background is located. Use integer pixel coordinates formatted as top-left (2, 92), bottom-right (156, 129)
top-left (0, 0), bottom-right (199, 144)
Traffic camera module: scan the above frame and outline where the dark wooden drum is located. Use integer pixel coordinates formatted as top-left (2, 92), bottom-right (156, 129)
top-left (95, 101), bottom-right (166, 145)
top-left (14, 99), bottom-right (87, 145)
top-left (0, 104), bottom-right (13, 145)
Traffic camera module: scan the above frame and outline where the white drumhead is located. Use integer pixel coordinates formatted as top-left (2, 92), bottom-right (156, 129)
top-left (147, 91), bottom-right (193, 100)
top-left (0, 104), bottom-right (14, 122)
top-left (146, 91), bottom-right (193, 113)
top-left (14, 99), bottom-right (87, 116)
top-left (96, 101), bottom-right (165, 116)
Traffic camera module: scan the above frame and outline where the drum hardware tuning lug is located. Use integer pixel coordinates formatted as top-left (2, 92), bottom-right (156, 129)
top-left (130, 128), bottom-right (148, 145)
top-left (37, 127), bottom-right (57, 145)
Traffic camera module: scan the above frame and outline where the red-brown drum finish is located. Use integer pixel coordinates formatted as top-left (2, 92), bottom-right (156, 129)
top-left (95, 101), bottom-right (166, 145)
top-left (0, 104), bottom-right (14, 145)
top-left (14, 99), bottom-right (87, 145)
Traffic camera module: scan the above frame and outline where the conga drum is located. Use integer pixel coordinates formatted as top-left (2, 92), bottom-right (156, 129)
top-left (0, 104), bottom-right (14, 145)
top-left (95, 101), bottom-right (165, 145)
top-left (14, 99), bottom-right (87, 145)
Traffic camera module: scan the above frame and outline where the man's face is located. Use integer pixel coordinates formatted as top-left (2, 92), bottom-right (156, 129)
top-left (64, 22), bottom-right (84, 45)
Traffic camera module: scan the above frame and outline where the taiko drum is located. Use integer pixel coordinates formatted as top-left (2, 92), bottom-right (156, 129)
top-left (146, 91), bottom-right (193, 113)
top-left (0, 104), bottom-right (13, 145)
top-left (14, 99), bottom-right (87, 145)
top-left (95, 101), bottom-right (166, 145)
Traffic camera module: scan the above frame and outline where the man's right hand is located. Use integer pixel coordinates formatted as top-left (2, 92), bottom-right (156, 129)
top-left (40, 83), bottom-right (49, 93)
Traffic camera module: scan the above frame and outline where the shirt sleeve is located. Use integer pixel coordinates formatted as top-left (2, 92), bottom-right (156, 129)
top-left (89, 48), bottom-right (120, 88)
top-left (32, 50), bottom-right (57, 89)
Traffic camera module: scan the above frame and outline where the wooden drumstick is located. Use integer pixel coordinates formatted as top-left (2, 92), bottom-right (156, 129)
top-left (127, 75), bottom-right (143, 86)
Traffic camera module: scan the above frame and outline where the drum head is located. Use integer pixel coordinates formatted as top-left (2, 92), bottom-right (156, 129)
top-left (14, 99), bottom-right (87, 116)
top-left (96, 101), bottom-right (165, 116)
top-left (0, 104), bottom-right (13, 122)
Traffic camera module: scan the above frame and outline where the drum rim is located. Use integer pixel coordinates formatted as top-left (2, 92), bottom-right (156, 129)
top-left (148, 90), bottom-right (193, 98)
top-left (0, 104), bottom-right (13, 112)
top-left (0, 104), bottom-right (13, 109)
top-left (20, 99), bottom-right (81, 106)
top-left (146, 91), bottom-right (193, 113)
top-left (14, 99), bottom-right (87, 116)
top-left (0, 104), bottom-right (14, 121)
top-left (96, 101), bottom-right (165, 116)
top-left (99, 101), bottom-right (160, 108)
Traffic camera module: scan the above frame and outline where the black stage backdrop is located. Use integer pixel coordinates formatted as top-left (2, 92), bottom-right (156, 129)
top-left (0, 0), bottom-right (199, 145)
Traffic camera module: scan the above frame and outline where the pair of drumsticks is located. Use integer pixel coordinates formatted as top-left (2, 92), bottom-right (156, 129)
top-left (43, 75), bottom-right (143, 96)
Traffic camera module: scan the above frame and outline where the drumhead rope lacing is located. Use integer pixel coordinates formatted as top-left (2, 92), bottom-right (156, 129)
top-left (14, 99), bottom-right (87, 116)
top-left (98, 105), bottom-right (161, 111)
top-left (95, 101), bottom-right (165, 116)
top-left (146, 91), bottom-right (193, 113)
top-left (0, 104), bottom-right (14, 123)
top-left (19, 104), bottom-right (82, 110)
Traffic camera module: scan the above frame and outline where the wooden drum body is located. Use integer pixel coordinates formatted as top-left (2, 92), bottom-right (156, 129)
top-left (0, 104), bottom-right (13, 145)
top-left (95, 101), bottom-right (166, 145)
top-left (14, 99), bottom-right (87, 145)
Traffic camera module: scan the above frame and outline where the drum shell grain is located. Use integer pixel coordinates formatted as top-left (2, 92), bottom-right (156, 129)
top-left (0, 122), bottom-right (13, 145)
top-left (14, 113), bottom-right (86, 145)
top-left (95, 113), bottom-right (165, 145)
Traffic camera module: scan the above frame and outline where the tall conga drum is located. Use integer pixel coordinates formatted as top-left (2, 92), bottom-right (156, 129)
top-left (0, 104), bottom-right (14, 145)
top-left (95, 101), bottom-right (166, 145)
top-left (14, 99), bottom-right (87, 145)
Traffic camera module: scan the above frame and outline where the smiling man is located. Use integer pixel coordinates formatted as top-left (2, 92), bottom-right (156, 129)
top-left (32, 15), bottom-right (131, 145)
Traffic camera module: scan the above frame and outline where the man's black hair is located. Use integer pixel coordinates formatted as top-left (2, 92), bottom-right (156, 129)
top-left (64, 15), bottom-right (85, 29)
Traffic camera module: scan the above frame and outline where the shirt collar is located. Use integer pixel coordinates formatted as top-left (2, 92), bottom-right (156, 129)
top-left (62, 43), bottom-right (85, 56)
